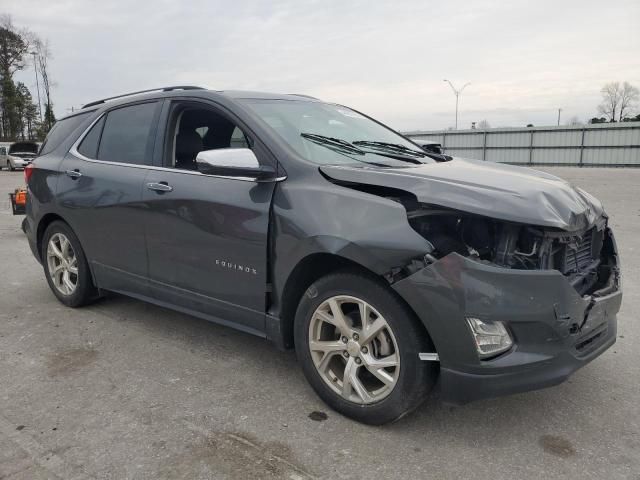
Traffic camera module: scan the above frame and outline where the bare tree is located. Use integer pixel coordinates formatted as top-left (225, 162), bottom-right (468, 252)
top-left (477, 119), bottom-right (491, 130)
top-left (33, 37), bottom-right (55, 130)
top-left (597, 81), bottom-right (640, 122)
top-left (0, 15), bottom-right (29, 75)
top-left (598, 82), bottom-right (621, 122)
top-left (0, 15), bottom-right (31, 139)
top-left (618, 82), bottom-right (639, 121)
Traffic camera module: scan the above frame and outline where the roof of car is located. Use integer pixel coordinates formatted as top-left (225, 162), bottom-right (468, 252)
top-left (218, 90), bottom-right (321, 101)
top-left (56, 87), bottom-right (322, 122)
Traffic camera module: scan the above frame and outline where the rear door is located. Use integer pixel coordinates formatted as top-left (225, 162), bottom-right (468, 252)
top-left (58, 101), bottom-right (161, 295)
top-left (141, 100), bottom-right (277, 334)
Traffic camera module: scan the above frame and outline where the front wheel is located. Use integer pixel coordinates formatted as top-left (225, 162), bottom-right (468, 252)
top-left (294, 271), bottom-right (437, 425)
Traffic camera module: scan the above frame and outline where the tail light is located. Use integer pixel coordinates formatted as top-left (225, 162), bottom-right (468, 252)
top-left (24, 164), bottom-right (34, 184)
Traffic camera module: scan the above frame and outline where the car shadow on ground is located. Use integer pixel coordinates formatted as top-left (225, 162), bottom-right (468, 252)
top-left (86, 291), bottom-right (597, 452)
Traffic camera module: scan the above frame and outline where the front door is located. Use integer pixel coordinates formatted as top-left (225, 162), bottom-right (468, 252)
top-left (142, 101), bottom-right (277, 334)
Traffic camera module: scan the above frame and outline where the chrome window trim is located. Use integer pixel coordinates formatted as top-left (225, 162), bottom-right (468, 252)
top-left (69, 112), bottom-right (106, 161)
top-left (68, 112), bottom-right (285, 183)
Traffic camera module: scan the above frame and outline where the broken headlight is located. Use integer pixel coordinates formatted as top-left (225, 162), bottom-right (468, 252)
top-left (466, 317), bottom-right (513, 359)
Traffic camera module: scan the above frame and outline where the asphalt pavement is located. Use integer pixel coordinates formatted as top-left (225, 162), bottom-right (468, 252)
top-left (0, 168), bottom-right (638, 479)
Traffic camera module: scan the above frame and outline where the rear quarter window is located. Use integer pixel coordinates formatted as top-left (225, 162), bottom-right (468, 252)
top-left (39, 111), bottom-right (94, 156)
top-left (77, 116), bottom-right (106, 159)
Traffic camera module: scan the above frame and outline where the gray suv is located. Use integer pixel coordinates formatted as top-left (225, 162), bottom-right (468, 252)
top-left (23, 86), bottom-right (622, 424)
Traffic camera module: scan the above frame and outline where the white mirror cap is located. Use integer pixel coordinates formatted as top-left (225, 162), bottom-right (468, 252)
top-left (195, 148), bottom-right (259, 169)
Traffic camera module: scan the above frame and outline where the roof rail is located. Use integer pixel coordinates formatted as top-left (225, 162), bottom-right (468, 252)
top-left (82, 86), bottom-right (205, 109)
top-left (287, 93), bottom-right (319, 100)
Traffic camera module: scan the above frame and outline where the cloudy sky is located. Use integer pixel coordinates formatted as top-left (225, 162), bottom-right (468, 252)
top-left (6, 0), bottom-right (640, 131)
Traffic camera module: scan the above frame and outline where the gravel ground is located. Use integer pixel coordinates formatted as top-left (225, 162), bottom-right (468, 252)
top-left (0, 167), bottom-right (638, 480)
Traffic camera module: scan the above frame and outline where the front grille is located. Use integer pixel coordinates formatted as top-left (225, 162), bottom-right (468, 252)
top-left (561, 227), bottom-right (603, 274)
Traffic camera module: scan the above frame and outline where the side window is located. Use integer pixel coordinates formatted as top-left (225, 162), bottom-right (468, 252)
top-left (98, 102), bottom-right (158, 165)
top-left (39, 111), bottom-right (93, 156)
top-left (171, 106), bottom-right (252, 171)
top-left (77, 116), bottom-right (105, 159)
top-left (0, 147), bottom-right (6, 155)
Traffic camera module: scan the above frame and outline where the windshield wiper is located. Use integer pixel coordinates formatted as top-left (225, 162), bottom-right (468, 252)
top-left (351, 141), bottom-right (427, 164)
top-left (354, 140), bottom-right (448, 162)
top-left (301, 133), bottom-right (365, 155)
top-left (352, 140), bottom-right (426, 158)
top-left (301, 133), bottom-right (397, 167)
top-left (300, 133), bottom-right (426, 167)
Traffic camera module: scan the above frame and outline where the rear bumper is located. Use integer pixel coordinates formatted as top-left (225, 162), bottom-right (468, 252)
top-left (22, 213), bottom-right (40, 263)
top-left (393, 228), bottom-right (622, 405)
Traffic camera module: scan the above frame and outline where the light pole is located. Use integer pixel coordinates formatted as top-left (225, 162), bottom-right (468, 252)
top-left (30, 51), bottom-right (43, 123)
top-left (443, 79), bottom-right (470, 130)
top-left (557, 108), bottom-right (562, 126)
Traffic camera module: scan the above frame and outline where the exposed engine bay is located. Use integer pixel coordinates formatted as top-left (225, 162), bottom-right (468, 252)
top-left (324, 173), bottom-right (618, 298)
top-left (406, 204), bottom-right (618, 296)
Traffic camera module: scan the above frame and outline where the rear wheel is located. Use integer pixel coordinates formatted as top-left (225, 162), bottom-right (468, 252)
top-left (294, 271), bottom-right (437, 425)
top-left (42, 221), bottom-right (97, 307)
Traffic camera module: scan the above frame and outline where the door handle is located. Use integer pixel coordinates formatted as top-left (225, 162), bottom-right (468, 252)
top-left (65, 169), bottom-right (82, 179)
top-left (146, 182), bottom-right (173, 193)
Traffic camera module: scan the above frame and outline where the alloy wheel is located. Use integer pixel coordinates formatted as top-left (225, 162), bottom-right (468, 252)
top-left (46, 233), bottom-right (79, 295)
top-left (308, 295), bottom-right (400, 404)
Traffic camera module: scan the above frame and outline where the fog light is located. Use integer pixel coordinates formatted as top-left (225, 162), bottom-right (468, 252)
top-left (466, 317), bottom-right (513, 359)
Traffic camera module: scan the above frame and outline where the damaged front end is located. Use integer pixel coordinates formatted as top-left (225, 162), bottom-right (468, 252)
top-left (405, 204), bottom-right (619, 298)
top-left (318, 162), bottom-right (621, 404)
top-left (388, 201), bottom-right (622, 405)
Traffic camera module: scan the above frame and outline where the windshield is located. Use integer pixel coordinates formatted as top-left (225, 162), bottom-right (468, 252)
top-left (240, 99), bottom-right (433, 167)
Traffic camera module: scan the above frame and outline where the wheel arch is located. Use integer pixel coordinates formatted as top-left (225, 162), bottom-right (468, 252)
top-left (36, 213), bottom-right (99, 288)
top-left (272, 251), bottom-right (436, 355)
top-left (37, 213), bottom-right (68, 261)
top-left (272, 253), bottom-right (360, 348)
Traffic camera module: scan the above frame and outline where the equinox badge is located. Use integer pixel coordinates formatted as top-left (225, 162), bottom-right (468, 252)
top-left (215, 259), bottom-right (257, 275)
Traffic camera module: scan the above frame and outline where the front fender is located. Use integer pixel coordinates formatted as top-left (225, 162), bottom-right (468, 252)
top-left (270, 177), bottom-right (433, 311)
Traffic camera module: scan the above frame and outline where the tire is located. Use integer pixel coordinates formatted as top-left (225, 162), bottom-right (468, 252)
top-left (294, 270), bottom-right (437, 425)
top-left (41, 221), bottom-right (97, 307)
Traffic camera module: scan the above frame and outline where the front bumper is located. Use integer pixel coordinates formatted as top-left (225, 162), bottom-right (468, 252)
top-left (393, 228), bottom-right (622, 405)
top-left (10, 159), bottom-right (30, 168)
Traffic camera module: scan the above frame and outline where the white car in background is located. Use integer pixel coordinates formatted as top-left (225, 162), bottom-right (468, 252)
top-left (1, 142), bottom-right (39, 170)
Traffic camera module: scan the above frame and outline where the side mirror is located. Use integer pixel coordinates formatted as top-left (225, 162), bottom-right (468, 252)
top-left (195, 148), bottom-right (277, 181)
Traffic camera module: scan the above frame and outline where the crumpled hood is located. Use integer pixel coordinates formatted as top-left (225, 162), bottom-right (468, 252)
top-left (320, 157), bottom-right (604, 231)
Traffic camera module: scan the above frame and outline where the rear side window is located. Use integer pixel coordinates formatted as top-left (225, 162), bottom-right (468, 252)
top-left (39, 111), bottom-right (93, 156)
top-left (97, 102), bottom-right (158, 165)
top-left (77, 116), bottom-right (105, 159)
